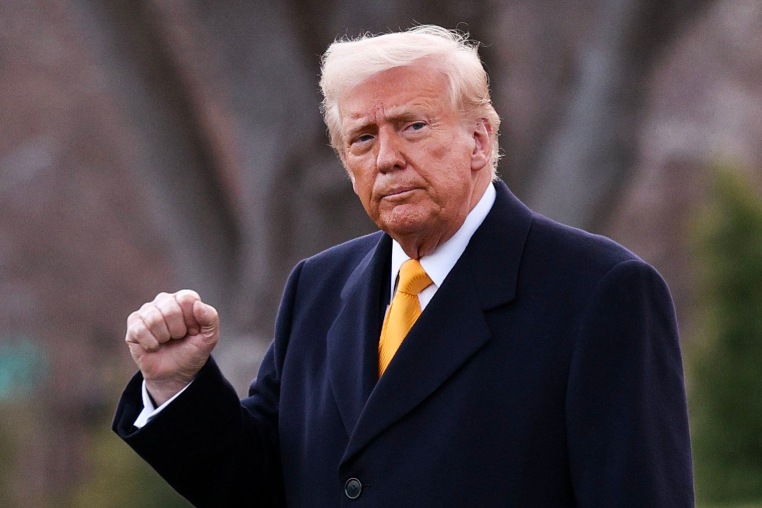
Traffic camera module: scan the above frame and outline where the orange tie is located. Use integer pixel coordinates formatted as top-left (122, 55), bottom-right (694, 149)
top-left (378, 259), bottom-right (433, 376)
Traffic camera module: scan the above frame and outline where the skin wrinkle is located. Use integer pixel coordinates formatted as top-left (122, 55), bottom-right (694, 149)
top-left (338, 63), bottom-right (493, 259)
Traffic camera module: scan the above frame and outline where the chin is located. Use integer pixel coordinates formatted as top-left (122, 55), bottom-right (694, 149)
top-left (376, 204), bottom-right (442, 236)
top-left (381, 218), bottom-right (436, 239)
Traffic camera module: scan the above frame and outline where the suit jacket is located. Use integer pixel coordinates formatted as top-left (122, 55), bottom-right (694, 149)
top-left (114, 181), bottom-right (693, 507)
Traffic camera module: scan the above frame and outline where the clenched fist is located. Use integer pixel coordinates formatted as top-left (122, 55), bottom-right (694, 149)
top-left (125, 290), bottom-right (219, 405)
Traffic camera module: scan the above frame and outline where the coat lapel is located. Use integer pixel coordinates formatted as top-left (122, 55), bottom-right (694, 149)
top-left (341, 263), bottom-right (492, 464)
top-left (326, 233), bottom-right (391, 437)
top-left (340, 181), bottom-right (534, 465)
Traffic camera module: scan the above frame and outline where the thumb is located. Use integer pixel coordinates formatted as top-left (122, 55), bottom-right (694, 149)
top-left (192, 300), bottom-right (219, 340)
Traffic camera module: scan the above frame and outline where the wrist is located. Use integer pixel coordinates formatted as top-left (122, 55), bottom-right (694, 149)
top-left (145, 377), bottom-right (193, 406)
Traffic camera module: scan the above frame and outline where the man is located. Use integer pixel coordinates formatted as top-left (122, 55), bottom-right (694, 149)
top-left (114, 26), bottom-right (694, 506)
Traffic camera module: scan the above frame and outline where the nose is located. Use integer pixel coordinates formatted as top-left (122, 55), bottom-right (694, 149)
top-left (375, 128), bottom-right (405, 173)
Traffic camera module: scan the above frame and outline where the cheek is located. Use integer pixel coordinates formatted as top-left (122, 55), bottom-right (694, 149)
top-left (346, 165), bottom-right (375, 207)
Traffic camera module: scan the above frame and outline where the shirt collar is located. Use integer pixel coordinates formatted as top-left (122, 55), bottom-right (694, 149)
top-left (390, 182), bottom-right (496, 293)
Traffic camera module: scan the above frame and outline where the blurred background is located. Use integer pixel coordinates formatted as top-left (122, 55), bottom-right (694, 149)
top-left (1, 0), bottom-right (761, 506)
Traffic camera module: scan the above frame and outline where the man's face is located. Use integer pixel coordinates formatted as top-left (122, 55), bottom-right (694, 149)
top-left (338, 64), bottom-right (492, 257)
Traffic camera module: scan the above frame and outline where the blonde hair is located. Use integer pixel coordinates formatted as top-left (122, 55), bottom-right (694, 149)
top-left (319, 25), bottom-right (501, 174)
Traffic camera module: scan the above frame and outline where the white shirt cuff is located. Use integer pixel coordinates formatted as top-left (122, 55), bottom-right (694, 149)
top-left (133, 380), bottom-right (192, 429)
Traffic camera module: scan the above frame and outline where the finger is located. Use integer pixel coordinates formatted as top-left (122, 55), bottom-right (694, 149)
top-left (138, 303), bottom-right (172, 345)
top-left (193, 300), bottom-right (219, 342)
top-left (125, 310), bottom-right (160, 352)
top-left (175, 289), bottom-right (202, 335)
top-left (154, 292), bottom-right (188, 340)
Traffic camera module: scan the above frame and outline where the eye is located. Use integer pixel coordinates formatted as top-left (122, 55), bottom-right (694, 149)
top-left (347, 133), bottom-right (374, 154)
top-left (347, 129), bottom-right (375, 144)
top-left (402, 121), bottom-right (429, 137)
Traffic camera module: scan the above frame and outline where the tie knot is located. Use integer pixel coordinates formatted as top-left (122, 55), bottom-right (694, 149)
top-left (397, 259), bottom-right (433, 296)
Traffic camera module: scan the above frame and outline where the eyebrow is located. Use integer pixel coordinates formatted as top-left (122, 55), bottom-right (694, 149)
top-left (344, 107), bottom-right (428, 137)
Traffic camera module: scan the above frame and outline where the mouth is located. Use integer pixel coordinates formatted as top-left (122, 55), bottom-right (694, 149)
top-left (381, 186), bottom-right (419, 200)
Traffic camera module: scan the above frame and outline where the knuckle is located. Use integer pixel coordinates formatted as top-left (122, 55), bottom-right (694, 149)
top-left (142, 307), bottom-right (164, 329)
top-left (155, 299), bottom-right (178, 317)
top-left (126, 310), bottom-right (141, 327)
top-left (125, 322), bottom-right (145, 343)
top-left (176, 289), bottom-right (201, 304)
top-left (153, 292), bottom-right (173, 308)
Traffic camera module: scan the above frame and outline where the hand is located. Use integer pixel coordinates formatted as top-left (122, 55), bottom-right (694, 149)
top-left (125, 290), bottom-right (219, 405)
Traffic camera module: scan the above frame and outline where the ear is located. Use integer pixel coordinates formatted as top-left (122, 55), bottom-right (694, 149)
top-left (470, 118), bottom-right (493, 172)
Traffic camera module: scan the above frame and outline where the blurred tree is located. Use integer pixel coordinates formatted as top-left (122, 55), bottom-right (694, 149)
top-left (72, 427), bottom-right (191, 507)
top-left (0, 417), bottom-right (14, 506)
top-left (76, 0), bottom-right (717, 338)
top-left (691, 167), bottom-right (762, 505)
top-left (520, 0), bottom-right (714, 229)
top-left (0, 0), bottom-right (738, 503)
top-left (78, 0), bottom-right (498, 339)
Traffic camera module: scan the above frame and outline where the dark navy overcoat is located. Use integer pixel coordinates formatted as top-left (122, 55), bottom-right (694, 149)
top-left (114, 181), bottom-right (693, 507)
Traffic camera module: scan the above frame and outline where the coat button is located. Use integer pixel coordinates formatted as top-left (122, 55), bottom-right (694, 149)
top-left (344, 478), bottom-right (362, 499)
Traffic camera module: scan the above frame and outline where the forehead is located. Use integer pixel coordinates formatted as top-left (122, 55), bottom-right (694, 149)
top-left (339, 65), bottom-right (453, 126)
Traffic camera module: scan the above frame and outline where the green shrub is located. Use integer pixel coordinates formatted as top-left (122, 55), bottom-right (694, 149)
top-left (71, 424), bottom-right (191, 508)
top-left (690, 167), bottom-right (762, 505)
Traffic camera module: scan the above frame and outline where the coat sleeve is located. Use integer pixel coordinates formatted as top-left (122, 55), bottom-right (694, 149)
top-left (565, 259), bottom-right (694, 507)
top-left (111, 261), bottom-right (306, 507)
top-left (113, 357), bottom-right (283, 507)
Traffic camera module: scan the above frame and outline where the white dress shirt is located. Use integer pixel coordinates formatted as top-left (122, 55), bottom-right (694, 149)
top-left (389, 182), bottom-right (496, 309)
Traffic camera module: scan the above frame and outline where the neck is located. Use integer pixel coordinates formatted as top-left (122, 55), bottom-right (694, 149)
top-left (395, 177), bottom-right (491, 259)
top-left (397, 233), bottom-right (446, 260)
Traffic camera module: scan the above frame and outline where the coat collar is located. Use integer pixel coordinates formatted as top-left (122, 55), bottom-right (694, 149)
top-left (328, 180), bottom-right (534, 464)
